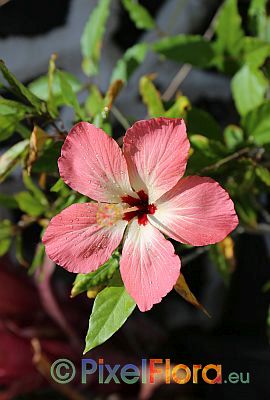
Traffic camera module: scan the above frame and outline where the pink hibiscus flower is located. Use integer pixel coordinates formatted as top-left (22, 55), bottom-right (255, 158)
top-left (43, 118), bottom-right (238, 311)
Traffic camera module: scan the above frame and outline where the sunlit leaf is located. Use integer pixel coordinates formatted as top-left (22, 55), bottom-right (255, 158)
top-left (242, 101), bottom-right (270, 145)
top-left (15, 191), bottom-right (46, 217)
top-left (0, 220), bottom-right (13, 257)
top-left (29, 71), bottom-right (82, 104)
top-left (122, 0), bottom-right (155, 30)
top-left (50, 178), bottom-right (67, 193)
top-left (111, 43), bottom-right (148, 83)
top-left (165, 96), bottom-right (191, 119)
top-left (243, 37), bottom-right (270, 69)
top-left (256, 165), bottom-right (270, 186)
top-left (248, 0), bottom-right (269, 38)
top-left (81, 0), bottom-right (111, 76)
top-left (85, 85), bottom-right (104, 117)
top-left (58, 71), bottom-right (85, 119)
top-left (71, 253), bottom-right (119, 298)
top-left (139, 75), bottom-right (165, 117)
top-left (231, 65), bottom-right (268, 116)
top-left (214, 0), bottom-right (244, 57)
top-left (84, 271), bottom-right (136, 353)
top-left (223, 125), bottom-right (244, 150)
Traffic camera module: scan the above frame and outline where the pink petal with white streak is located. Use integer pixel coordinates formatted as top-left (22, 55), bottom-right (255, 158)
top-left (42, 203), bottom-right (127, 273)
top-left (149, 176), bottom-right (238, 246)
top-left (123, 118), bottom-right (189, 203)
top-left (120, 219), bottom-right (181, 311)
top-left (59, 122), bottom-right (134, 203)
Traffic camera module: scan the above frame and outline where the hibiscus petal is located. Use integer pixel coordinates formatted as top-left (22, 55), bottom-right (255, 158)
top-left (123, 118), bottom-right (189, 203)
top-left (149, 176), bottom-right (238, 246)
top-left (42, 203), bottom-right (127, 273)
top-left (120, 219), bottom-right (181, 311)
top-left (59, 122), bottom-right (134, 203)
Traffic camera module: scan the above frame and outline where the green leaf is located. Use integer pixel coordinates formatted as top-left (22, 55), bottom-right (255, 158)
top-left (0, 139), bottom-right (29, 183)
top-left (29, 242), bottom-right (45, 275)
top-left (0, 114), bottom-right (24, 142)
top-left (0, 237), bottom-right (12, 257)
top-left (22, 171), bottom-right (48, 208)
top-left (0, 97), bottom-right (33, 115)
top-left (29, 71), bottom-right (82, 104)
top-left (139, 75), bottom-right (165, 117)
top-left (165, 96), bottom-right (191, 119)
top-left (81, 0), bottom-right (111, 76)
top-left (262, 280), bottom-right (270, 292)
top-left (111, 43), bottom-right (148, 83)
top-left (15, 234), bottom-right (28, 267)
top-left (72, 253), bottom-right (119, 298)
top-left (214, 0), bottom-right (244, 57)
top-left (58, 71), bottom-right (84, 119)
top-left (231, 65), bottom-right (268, 116)
top-left (0, 60), bottom-right (44, 113)
top-left (15, 191), bottom-right (45, 217)
top-left (0, 220), bottom-right (13, 257)
top-left (153, 35), bottom-right (214, 68)
top-left (248, 0), bottom-right (269, 38)
top-left (188, 135), bottom-right (227, 172)
top-left (190, 135), bottom-right (227, 157)
top-left (0, 193), bottom-right (18, 209)
top-left (122, 0), bottom-right (155, 30)
top-left (0, 97), bottom-right (30, 141)
top-left (243, 37), bottom-right (270, 69)
top-left (187, 107), bottom-right (222, 141)
top-left (50, 178), bottom-right (67, 193)
top-left (84, 272), bottom-right (136, 353)
top-left (223, 125), bottom-right (244, 150)
top-left (32, 140), bottom-right (62, 174)
top-left (242, 101), bottom-right (270, 145)
top-left (235, 195), bottom-right (257, 227)
top-left (256, 165), bottom-right (270, 186)
top-left (249, 0), bottom-right (267, 16)
top-left (85, 85), bottom-right (104, 117)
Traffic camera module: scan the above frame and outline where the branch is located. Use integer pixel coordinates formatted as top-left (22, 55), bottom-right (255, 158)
top-left (200, 147), bottom-right (251, 173)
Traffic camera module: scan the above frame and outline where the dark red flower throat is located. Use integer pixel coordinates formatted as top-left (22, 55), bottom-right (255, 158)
top-left (122, 190), bottom-right (157, 226)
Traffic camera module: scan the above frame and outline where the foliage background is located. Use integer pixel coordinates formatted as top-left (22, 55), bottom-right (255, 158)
top-left (0, 0), bottom-right (270, 399)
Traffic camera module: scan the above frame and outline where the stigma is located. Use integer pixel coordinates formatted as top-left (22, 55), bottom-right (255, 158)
top-left (122, 190), bottom-right (157, 226)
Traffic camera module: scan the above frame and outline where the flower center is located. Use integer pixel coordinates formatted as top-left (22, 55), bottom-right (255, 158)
top-left (96, 203), bottom-right (123, 227)
top-left (122, 190), bottom-right (157, 226)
